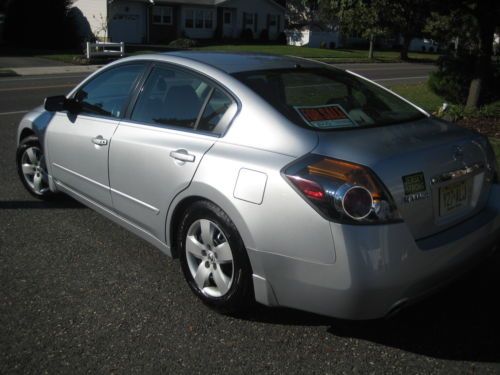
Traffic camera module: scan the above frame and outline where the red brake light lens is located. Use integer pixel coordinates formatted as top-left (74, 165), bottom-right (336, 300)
top-left (287, 176), bottom-right (325, 201)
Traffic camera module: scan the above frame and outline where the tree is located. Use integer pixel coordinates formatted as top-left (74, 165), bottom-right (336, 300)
top-left (321, 0), bottom-right (388, 59)
top-left (286, 0), bottom-right (320, 29)
top-left (426, 0), bottom-right (500, 108)
top-left (322, 0), bottom-right (430, 60)
top-left (376, 0), bottom-right (431, 60)
top-left (4, 0), bottom-right (78, 48)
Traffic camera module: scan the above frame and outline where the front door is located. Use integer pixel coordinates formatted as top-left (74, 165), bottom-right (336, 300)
top-left (46, 63), bottom-right (146, 208)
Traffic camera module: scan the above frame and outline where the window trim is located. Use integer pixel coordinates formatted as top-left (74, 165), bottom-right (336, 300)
top-left (67, 62), bottom-right (149, 121)
top-left (125, 61), bottom-right (240, 138)
top-left (152, 6), bottom-right (173, 26)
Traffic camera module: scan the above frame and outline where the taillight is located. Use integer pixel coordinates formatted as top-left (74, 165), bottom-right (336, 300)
top-left (284, 155), bottom-right (401, 224)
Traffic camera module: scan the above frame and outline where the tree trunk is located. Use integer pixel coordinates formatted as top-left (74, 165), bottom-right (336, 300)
top-left (400, 34), bottom-right (411, 61)
top-left (368, 34), bottom-right (374, 59)
top-left (465, 4), bottom-right (495, 109)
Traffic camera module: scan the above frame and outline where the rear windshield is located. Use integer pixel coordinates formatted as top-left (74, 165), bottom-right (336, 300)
top-left (232, 68), bottom-right (425, 130)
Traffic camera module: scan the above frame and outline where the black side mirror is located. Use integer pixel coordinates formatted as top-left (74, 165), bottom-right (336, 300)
top-left (44, 95), bottom-right (67, 112)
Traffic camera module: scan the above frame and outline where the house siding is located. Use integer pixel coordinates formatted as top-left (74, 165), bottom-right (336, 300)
top-left (71, 0), bottom-right (108, 40)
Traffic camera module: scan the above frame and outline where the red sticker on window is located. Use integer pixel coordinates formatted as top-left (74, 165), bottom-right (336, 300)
top-left (294, 104), bottom-right (355, 129)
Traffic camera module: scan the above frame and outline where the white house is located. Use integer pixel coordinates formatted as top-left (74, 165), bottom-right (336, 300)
top-left (71, 0), bottom-right (285, 44)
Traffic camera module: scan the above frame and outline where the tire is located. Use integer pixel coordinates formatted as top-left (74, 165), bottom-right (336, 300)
top-left (178, 200), bottom-right (254, 314)
top-left (16, 136), bottom-right (54, 200)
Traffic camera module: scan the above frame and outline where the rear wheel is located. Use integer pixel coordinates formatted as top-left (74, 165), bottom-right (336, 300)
top-left (178, 200), bottom-right (253, 314)
top-left (16, 136), bottom-right (54, 200)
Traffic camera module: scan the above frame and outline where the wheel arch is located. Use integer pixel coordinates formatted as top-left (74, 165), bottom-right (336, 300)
top-left (166, 183), bottom-right (256, 260)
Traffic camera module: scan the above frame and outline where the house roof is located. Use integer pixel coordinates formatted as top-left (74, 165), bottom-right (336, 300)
top-left (163, 51), bottom-right (319, 74)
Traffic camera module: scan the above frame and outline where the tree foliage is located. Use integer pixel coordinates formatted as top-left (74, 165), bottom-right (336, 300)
top-left (426, 0), bottom-right (500, 108)
top-left (4, 0), bottom-right (79, 48)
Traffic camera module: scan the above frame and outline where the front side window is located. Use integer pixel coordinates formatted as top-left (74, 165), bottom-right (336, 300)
top-left (233, 68), bottom-right (425, 130)
top-left (131, 66), bottom-right (211, 129)
top-left (74, 64), bottom-right (144, 118)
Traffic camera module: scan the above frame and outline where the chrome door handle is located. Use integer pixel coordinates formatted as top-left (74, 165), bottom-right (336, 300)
top-left (170, 149), bottom-right (195, 163)
top-left (92, 136), bottom-right (108, 146)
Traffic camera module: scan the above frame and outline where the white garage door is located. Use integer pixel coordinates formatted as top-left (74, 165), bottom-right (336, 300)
top-left (109, 2), bottom-right (146, 44)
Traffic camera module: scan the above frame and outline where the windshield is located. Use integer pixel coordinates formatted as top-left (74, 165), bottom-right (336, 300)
top-left (232, 68), bottom-right (426, 130)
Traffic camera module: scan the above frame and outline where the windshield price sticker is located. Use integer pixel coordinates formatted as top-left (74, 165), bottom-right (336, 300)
top-left (294, 104), bottom-right (355, 129)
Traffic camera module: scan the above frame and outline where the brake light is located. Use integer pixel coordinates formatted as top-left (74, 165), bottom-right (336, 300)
top-left (287, 176), bottom-right (325, 200)
top-left (284, 155), bottom-right (401, 224)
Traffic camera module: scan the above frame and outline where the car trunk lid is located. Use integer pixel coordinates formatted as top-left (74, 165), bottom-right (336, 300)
top-left (312, 117), bottom-right (493, 240)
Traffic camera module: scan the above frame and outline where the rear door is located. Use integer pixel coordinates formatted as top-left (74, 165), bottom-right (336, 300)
top-left (46, 63), bottom-right (146, 208)
top-left (108, 64), bottom-right (238, 239)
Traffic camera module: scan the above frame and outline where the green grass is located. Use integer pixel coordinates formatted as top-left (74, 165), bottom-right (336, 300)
top-left (387, 82), bottom-right (444, 113)
top-left (194, 44), bottom-right (440, 63)
top-left (36, 53), bottom-right (80, 64)
top-left (30, 44), bottom-right (440, 65)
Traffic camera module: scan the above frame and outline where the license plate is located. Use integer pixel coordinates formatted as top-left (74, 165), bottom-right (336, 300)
top-left (439, 181), bottom-right (468, 216)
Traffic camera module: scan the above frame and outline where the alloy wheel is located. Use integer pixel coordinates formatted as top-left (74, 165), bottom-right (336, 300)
top-left (185, 219), bottom-right (234, 298)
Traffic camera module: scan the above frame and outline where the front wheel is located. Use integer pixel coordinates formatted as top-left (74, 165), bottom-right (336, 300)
top-left (178, 201), bottom-right (254, 314)
top-left (16, 136), bottom-right (54, 200)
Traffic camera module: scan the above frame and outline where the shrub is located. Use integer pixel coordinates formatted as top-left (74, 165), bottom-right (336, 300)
top-left (241, 28), bottom-right (254, 42)
top-left (168, 38), bottom-right (198, 49)
top-left (276, 31), bottom-right (287, 45)
top-left (429, 54), bottom-right (500, 105)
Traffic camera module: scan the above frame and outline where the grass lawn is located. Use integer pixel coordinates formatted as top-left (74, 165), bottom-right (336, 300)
top-left (387, 82), bottom-right (444, 113)
top-left (194, 44), bottom-right (440, 63)
top-left (35, 44), bottom-right (440, 64)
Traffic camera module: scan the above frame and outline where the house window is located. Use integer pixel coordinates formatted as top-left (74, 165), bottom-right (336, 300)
top-left (269, 15), bottom-right (277, 27)
top-left (243, 12), bottom-right (253, 28)
top-left (152, 6), bottom-right (172, 25)
top-left (223, 11), bottom-right (232, 25)
top-left (185, 9), bottom-right (214, 29)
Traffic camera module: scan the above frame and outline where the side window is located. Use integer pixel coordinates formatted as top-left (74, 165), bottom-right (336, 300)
top-left (198, 89), bottom-right (237, 135)
top-left (131, 66), bottom-right (211, 129)
top-left (75, 64), bottom-right (144, 118)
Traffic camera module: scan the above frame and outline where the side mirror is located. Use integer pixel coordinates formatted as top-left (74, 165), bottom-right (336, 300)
top-left (44, 95), bottom-right (67, 112)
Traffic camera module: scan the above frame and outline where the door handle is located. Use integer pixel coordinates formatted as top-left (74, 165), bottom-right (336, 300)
top-left (92, 136), bottom-right (108, 146)
top-left (170, 149), bottom-right (195, 163)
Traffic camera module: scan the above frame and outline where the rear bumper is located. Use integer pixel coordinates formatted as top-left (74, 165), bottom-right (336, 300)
top-left (248, 184), bottom-right (500, 320)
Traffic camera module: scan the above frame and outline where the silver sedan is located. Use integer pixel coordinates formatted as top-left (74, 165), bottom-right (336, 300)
top-left (16, 52), bottom-right (500, 319)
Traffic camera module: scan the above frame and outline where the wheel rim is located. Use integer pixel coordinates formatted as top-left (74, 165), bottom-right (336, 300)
top-left (20, 146), bottom-right (50, 195)
top-left (185, 219), bottom-right (234, 298)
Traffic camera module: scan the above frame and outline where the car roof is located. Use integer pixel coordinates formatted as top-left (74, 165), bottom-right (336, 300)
top-left (162, 51), bottom-right (321, 74)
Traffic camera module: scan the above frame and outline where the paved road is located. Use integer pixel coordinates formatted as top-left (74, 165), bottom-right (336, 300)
top-left (1, 74), bottom-right (499, 374)
top-left (334, 62), bottom-right (437, 85)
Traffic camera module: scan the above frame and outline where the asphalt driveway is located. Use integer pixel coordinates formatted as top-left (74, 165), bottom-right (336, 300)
top-left (0, 74), bottom-right (499, 374)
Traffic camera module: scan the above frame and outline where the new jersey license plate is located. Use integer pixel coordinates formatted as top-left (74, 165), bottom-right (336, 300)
top-left (439, 180), bottom-right (468, 216)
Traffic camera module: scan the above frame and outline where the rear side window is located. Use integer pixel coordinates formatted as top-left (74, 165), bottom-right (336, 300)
top-left (131, 66), bottom-right (210, 129)
top-left (75, 64), bottom-right (144, 118)
top-left (198, 88), bottom-right (237, 135)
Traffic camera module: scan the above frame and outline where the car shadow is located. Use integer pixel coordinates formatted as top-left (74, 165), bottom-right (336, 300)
top-left (0, 196), bottom-right (85, 209)
top-left (239, 248), bottom-right (500, 363)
